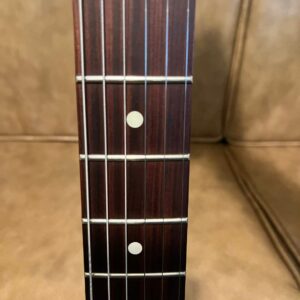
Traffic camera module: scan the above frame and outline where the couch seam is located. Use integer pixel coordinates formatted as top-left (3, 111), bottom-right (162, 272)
top-left (227, 139), bottom-right (300, 147)
top-left (0, 135), bottom-right (79, 143)
top-left (222, 0), bottom-right (253, 138)
top-left (225, 147), bottom-right (300, 288)
top-left (226, 147), bottom-right (300, 261)
top-left (191, 135), bottom-right (223, 143)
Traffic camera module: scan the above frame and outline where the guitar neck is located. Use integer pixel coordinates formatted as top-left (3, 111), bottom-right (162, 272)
top-left (72, 0), bottom-right (196, 299)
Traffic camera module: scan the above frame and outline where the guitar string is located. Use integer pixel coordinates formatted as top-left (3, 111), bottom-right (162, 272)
top-left (81, 1), bottom-right (191, 298)
top-left (78, 0), bottom-right (93, 298)
top-left (122, 1), bottom-right (129, 299)
top-left (100, 0), bottom-right (111, 299)
top-left (143, 0), bottom-right (148, 299)
top-left (161, 0), bottom-right (170, 298)
top-left (178, 0), bottom-right (191, 298)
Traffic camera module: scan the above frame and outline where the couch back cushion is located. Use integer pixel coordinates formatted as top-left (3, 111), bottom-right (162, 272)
top-left (0, 0), bottom-right (299, 143)
top-left (225, 0), bottom-right (300, 144)
top-left (0, 0), bottom-right (76, 136)
top-left (191, 0), bottom-right (241, 141)
top-left (0, 0), bottom-right (241, 140)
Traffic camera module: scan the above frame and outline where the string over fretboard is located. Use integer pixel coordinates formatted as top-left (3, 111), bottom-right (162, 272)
top-left (73, 0), bottom-right (196, 299)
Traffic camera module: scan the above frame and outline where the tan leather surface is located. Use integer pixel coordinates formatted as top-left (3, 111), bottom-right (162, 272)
top-left (191, 0), bottom-right (241, 141)
top-left (0, 142), bottom-right (83, 299)
top-left (225, 0), bottom-right (300, 143)
top-left (0, 0), bottom-right (77, 136)
top-left (0, 0), bottom-right (241, 140)
top-left (1, 1), bottom-right (300, 142)
top-left (1, 142), bottom-right (298, 299)
top-left (227, 146), bottom-right (300, 284)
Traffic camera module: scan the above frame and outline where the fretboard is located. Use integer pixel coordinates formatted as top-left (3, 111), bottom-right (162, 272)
top-left (72, 0), bottom-right (196, 299)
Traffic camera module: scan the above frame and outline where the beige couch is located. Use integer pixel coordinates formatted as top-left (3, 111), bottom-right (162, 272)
top-left (0, 1), bottom-right (299, 299)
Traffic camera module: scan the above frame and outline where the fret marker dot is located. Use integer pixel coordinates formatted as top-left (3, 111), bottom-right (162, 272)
top-left (126, 111), bottom-right (144, 128)
top-left (128, 242), bottom-right (143, 255)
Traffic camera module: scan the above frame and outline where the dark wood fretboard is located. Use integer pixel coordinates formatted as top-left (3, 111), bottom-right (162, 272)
top-left (72, 0), bottom-right (195, 299)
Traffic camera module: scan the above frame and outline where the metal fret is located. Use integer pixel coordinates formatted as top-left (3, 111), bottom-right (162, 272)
top-left (85, 272), bottom-right (186, 278)
top-left (76, 75), bottom-right (193, 83)
top-left (73, 1), bottom-right (196, 299)
top-left (80, 154), bottom-right (190, 161)
top-left (82, 218), bottom-right (188, 225)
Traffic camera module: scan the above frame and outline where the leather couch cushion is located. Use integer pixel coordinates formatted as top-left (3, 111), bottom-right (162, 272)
top-left (0, 0), bottom-right (76, 136)
top-left (0, 142), bottom-right (83, 299)
top-left (0, 142), bottom-right (298, 299)
top-left (0, 0), bottom-right (241, 141)
top-left (227, 146), bottom-right (300, 285)
top-left (188, 144), bottom-right (299, 299)
top-left (0, 0), bottom-right (299, 143)
top-left (225, 0), bottom-right (300, 144)
top-left (191, 0), bottom-right (241, 141)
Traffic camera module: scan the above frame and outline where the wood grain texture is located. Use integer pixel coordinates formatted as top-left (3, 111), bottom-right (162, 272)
top-left (73, 0), bottom-right (195, 75)
top-left (80, 160), bottom-right (189, 219)
top-left (107, 84), bottom-right (125, 154)
top-left (83, 0), bottom-right (102, 75)
top-left (83, 224), bottom-right (186, 273)
top-left (104, 1), bottom-right (123, 75)
top-left (108, 162), bottom-right (125, 219)
top-left (127, 161), bottom-right (145, 218)
top-left (126, 84), bottom-right (145, 154)
top-left (85, 277), bottom-right (185, 300)
top-left (126, 0), bottom-right (145, 75)
top-left (76, 83), bottom-right (192, 155)
top-left (73, 0), bottom-right (195, 299)
top-left (147, 0), bottom-right (167, 75)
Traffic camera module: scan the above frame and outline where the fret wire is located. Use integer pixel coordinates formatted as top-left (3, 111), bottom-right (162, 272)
top-left (76, 75), bottom-right (193, 83)
top-left (100, 0), bottom-right (111, 299)
top-left (79, 154), bottom-right (190, 161)
top-left (178, 1), bottom-right (191, 299)
top-left (122, 1), bottom-right (128, 299)
top-left (85, 272), bottom-right (186, 278)
top-left (74, 1), bottom-right (195, 299)
top-left (78, 0), bottom-right (93, 299)
top-left (82, 218), bottom-right (188, 224)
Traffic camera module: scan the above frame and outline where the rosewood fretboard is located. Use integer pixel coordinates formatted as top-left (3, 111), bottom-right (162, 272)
top-left (72, 0), bottom-right (196, 299)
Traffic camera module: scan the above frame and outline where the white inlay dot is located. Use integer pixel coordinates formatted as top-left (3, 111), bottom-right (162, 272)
top-left (128, 242), bottom-right (143, 255)
top-left (126, 111), bottom-right (144, 128)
